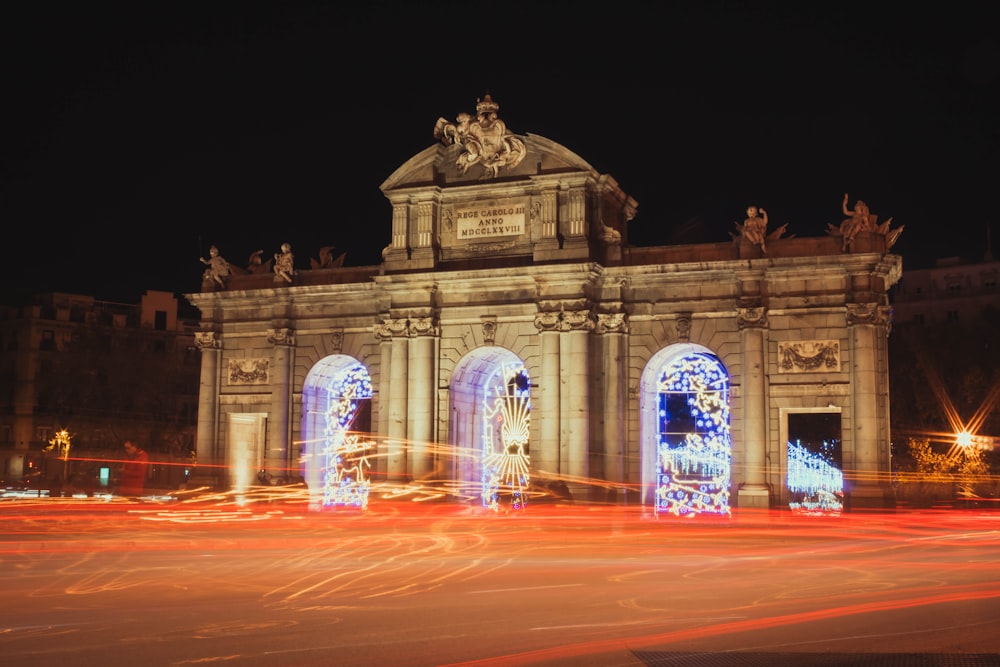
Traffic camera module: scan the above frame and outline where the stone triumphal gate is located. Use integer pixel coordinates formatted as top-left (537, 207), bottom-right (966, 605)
top-left (187, 95), bottom-right (902, 513)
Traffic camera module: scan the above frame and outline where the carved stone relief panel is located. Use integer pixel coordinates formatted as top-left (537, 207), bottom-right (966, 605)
top-left (777, 340), bottom-right (840, 373)
top-left (228, 358), bottom-right (270, 385)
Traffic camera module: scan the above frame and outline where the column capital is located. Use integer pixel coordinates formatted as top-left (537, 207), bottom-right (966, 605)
top-left (596, 312), bottom-right (627, 334)
top-left (194, 331), bottom-right (220, 349)
top-left (737, 306), bottom-right (768, 330)
top-left (267, 327), bottom-right (296, 346)
top-left (375, 316), bottom-right (438, 339)
top-left (846, 302), bottom-right (891, 327)
top-left (534, 309), bottom-right (595, 332)
top-left (408, 316), bottom-right (438, 337)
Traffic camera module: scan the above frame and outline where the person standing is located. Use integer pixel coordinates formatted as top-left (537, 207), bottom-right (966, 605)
top-left (120, 440), bottom-right (149, 497)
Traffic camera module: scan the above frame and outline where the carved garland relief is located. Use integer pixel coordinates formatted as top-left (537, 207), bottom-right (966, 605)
top-left (778, 340), bottom-right (841, 373)
top-left (228, 358), bottom-right (270, 385)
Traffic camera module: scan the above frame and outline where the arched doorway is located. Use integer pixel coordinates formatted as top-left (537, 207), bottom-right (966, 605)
top-left (301, 355), bottom-right (373, 510)
top-left (449, 347), bottom-right (530, 511)
top-left (640, 344), bottom-right (732, 516)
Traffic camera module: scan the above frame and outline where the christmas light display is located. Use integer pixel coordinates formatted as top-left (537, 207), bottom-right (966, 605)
top-left (481, 363), bottom-right (531, 512)
top-left (655, 352), bottom-right (731, 516)
top-left (319, 363), bottom-right (373, 509)
top-left (45, 429), bottom-right (72, 459)
top-left (787, 439), bottom-right (843, 513)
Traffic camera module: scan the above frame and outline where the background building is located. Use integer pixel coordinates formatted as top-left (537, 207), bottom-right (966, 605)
top-left (891, 252), bottom-right (999, 326)
top-left (0, 290), bottom-right (200, 494)
top-left (889, 247), bottom-right (1000, 462)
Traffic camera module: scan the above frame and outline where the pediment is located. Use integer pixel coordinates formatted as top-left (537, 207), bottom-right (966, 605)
top-left (380, 133), bottom-right (597, 193)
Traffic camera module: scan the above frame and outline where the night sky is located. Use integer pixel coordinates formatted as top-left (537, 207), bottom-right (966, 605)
top-left (2, 2), bottom-right (997, 305)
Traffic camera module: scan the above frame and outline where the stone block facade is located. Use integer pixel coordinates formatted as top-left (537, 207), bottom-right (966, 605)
top-left (187, 96), bottom-right (902, 512)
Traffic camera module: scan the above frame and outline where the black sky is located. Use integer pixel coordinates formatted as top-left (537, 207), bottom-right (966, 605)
top-left (2, 2), bottom-right (997, 304)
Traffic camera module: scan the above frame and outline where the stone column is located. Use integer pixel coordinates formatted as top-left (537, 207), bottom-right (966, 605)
top-left (562, 309), bottom-right (593, 499)
top-left (192, 331), bottom-right (221, 488)
top-left (540, 190), bottom-right (557, 240)
top-left (737, 306), bottom-right (770, 509)
top-left (265, 327), bottom-right (294, 484)
top-left (408, 315), bottom-right (437, 480)
top-left (557, 183), bottom-right (589, 258)
top-left (391, 203), bottom-right (408, 251)
top-left (597, 313), bottom-right (627, 496)
top-left (564, 187), bottom-right (585, 237)
top-left (847, 303), bottom-right (892, 508)
top-left (374, 321), bottom-right (394, 485)
top-left (382, 202), bottom-right (410, 267)
top-left (534, 312), bottom-right (561, 481)
top-left (387, 318), bottom-right (410, 482)
top-left (415, 202), bottom-right (433, 249)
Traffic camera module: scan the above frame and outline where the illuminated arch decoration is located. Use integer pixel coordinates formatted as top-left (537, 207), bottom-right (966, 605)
top-left (301, 356), bottom-right (373, 510)
top-left (448, 347), bottom-right (531, 512)
top-left (787, 440), bottom-right (844, 513)
top-left (650, 348), bottom-right (732, 517)
top-left (480, 363), bottom-right (531, 512)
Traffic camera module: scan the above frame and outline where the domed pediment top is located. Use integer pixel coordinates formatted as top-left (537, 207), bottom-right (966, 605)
top-left (381, 94), bottom-right (598, 193)
top-left (380, 134), bottom-right (597, 192)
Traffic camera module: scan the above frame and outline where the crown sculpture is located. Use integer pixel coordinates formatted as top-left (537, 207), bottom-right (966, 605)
top-left (434, 93), bottom-right (527, 179)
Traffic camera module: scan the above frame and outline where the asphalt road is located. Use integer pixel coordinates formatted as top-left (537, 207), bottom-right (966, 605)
top-left (1, 496), bottom-right (998, 667)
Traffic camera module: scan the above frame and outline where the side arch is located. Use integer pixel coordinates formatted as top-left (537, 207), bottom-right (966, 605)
top-left (639, 343), bottom-right (732, 516)
top-left (301, 355), bottom-right (373, 510)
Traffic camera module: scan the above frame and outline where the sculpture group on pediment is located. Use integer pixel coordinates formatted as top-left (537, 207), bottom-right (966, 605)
top-left (827, 193), bottom-right (905, 252)
top-left (434, 93), bottom-right (526, 179)
top-left (196, 241), bottom-right (362, 290)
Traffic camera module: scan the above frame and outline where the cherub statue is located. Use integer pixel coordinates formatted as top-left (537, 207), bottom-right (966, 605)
top-left (274, 243), bottom-right (295, 283)
top-left (839, 193), bottom-right (873, 251)
top-left (433, 111), bottom-right (473, 145)
top-left (199, 245), bottom-right (231, 287)
top-left (739, 205), bottom-right (769, 253)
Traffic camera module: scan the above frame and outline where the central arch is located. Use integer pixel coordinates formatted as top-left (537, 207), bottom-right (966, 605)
top-left (449, 347), bottom-right (530, 511)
